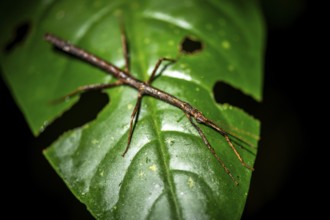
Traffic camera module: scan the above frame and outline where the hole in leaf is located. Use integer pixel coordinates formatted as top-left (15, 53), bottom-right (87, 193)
top-left (36, 90), bottom-right (109, 147)
top-left (213, 81), bottom-right (260, 118)
top-left (180, 36), bottom-right (203, 54)
top-left (4, 21), bottom-right (31, 53)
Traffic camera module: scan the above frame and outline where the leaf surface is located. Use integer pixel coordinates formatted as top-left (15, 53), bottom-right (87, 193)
top-left (0, 0), bottom-right (264, 219)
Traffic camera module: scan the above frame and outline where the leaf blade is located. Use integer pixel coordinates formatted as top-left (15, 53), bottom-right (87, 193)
top-left (1, 0), bottom-right (264, 219)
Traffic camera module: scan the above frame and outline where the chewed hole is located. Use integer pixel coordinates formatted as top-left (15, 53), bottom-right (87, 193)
top-left (4, 21), bottom-right (31, 53)
top-left (213, 81), bottom-right (259, 118)
top-left (36, 90), bottom-right (109, 147)
top-left (180, 36), bottom-right (203, 54)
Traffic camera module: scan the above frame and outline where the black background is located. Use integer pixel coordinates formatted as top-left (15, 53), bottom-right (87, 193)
top-left (1, 1), bottom-right (322, 219)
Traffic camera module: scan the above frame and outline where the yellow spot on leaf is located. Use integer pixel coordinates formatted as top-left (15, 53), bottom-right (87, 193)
top-left (168, 40), bottom-right (175, 46)
top-left (114, 9), bottom-right (123, 16)
top-left (149, 165), bottom-right (157, 172)
top-left (92, 139), bottom-right (99, 145)
top-left (144, 38), bottom-right (151, 44)
top-left (127, 103), bottom-right (133, 110)
top-left (166, 138), bottom-right (175, 145)
top-left (221, 40), bottom-right (231, 49)
top-left (56, 10), bottom-right (65, 20)
top-left (99, 170), bottom-right (104, 177)
top-left (179, 63), bottom-right (187, 69)
top-left (188, 177), bottom-right (195, 188)
top-left (228, 64), bottom-right (235, 72)
top-left (138, 171), bottom-right (145, 177)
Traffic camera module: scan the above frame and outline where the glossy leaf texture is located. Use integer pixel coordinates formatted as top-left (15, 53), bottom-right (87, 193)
top-left (0, 0), bottom-right (264, 219)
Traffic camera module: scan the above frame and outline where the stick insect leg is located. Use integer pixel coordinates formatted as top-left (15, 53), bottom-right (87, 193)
top-left (119, 20), bottom-right (130, 73)
top-left (205, 120), bottom-right (254, 171)
top-left (121, 56), bottom-right (176, 156)
top-left (147, 58), bottom-right (176, 84)
top-left (121, 92), bottom-right (142, 157)
top-left (51, 81), bottom-right (123, 104)
top-left (224, 135), bottom-right (254, 171)
top-left (119, 21), bottom-right (143, 157)
top-left (185, 113), bottom-right (239, 185)
top-left (121, 57), bottom-right (176, 156)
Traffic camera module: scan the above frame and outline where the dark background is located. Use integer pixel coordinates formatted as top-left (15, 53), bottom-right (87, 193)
top-left (1, 1), bottom-right (321, 219)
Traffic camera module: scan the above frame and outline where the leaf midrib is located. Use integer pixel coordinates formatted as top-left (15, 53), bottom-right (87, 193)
top-left (147, 98), bottom-right (183, 219)
top-left (130, 16), bottom-right (183, 218)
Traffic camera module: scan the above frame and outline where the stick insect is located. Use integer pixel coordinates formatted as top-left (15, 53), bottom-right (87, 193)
top-left (44, 27), bottom-right (254, 185)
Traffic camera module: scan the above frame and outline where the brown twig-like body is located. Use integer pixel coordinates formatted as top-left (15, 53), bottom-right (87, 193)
top-left (44, 33), bottom-right (253, 185)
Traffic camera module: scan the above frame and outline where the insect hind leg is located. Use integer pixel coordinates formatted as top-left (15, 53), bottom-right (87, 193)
top-left (147, 57), bottom-right (176, 84)
top-left (185, 113), bottom-right (239, 185)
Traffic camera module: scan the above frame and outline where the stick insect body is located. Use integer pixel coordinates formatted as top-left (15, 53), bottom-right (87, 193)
top-left (44, 31), bottom-right (254, 185)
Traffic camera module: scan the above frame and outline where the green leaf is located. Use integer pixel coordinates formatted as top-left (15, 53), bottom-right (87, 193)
top-left (0, 0), bottom-right (264, 219)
